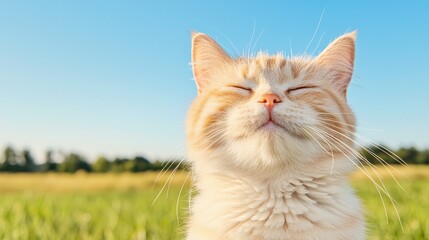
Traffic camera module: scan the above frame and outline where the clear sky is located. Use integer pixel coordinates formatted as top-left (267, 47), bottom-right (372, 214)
top-left (0, 1), bottom-right (428, 162)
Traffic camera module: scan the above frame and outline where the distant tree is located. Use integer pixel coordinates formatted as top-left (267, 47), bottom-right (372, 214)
top-left (111, 158), bottom-right (126, 172)
top-left (150, 160), bottom-right (164, 171)
top-left (416, 149), bottom-right (429, 165)
top-left (360, 146), bottom-right (377, 164)
top-left (58, 153), bottom-right (92, 173)
top-left (1, 146), bottom-right (22, 172)
top-left (2, 146), bottom-right (17, 164)
top-left (22, 149), bottom-right (36, 172)
top-left (397, 147), bottom-right (419, 164)
top-left (151, 159), bottom-right (188, 171)
top-left (92, 156), bottom-right (111, 172)
top-left (360, 145), bottom-right (397, 165)
top-left (43, 150), bottom-right (58, 172)
top-left (104, 156), bottom-right (152, 172)
top-left (128, 156), bottom-right (151, 172)
top-left (123, 159), bottom-right (136, 172)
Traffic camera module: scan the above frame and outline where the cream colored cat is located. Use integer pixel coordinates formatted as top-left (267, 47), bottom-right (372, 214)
top-left (186, 32), bottom-right (365, 240)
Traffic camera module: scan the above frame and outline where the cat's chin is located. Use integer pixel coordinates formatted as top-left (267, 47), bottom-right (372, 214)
top-left (224, 133), bottom-right (319, 173)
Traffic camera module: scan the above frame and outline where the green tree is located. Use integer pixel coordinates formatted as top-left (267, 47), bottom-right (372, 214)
top-left (58, 153), bottom-right (92, 173)
top-left (43, 150), bottom-right (58, 172)
top-left (92, 156), bottom-right (111, 172)
top-left (127, 156), bottom-right (152, 172)
top-left (152, 159), bottom-right (188, 171)
top-left (417, 149), bottom-right (429, 164)
top-left (111, 158), bottom-right (127, 172)
top-left (22, 149), bottom-right (36, 172)
top-left (1, 146), bottom-right (21, 172)
top-left (360, 145), bottom-right (396, 165)
top-left (151, 160), bottom-right (164, 171)
top-left (397, 147), bottom-right (419, 164)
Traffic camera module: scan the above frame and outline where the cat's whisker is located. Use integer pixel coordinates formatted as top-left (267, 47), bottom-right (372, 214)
top-left (318, 120), bottom-right (407, 169)
top-left (318, 117), bottom-right (381, 131)
top-left (308, 125), bottom-right (403, 228)
top-left (191, 129), bottom-right (230, 163)
top-left (306, 126), bottom-right (378, 184)
top-left (316, 112), bottom-right (357, 115)
top-left (317, 117), bottom-right (356, 129)
top-left (152, 163), bottom-right (181, 205)
top-left (153, 155), bottom-right (187, 206)
top-left (323, 131), bottom-right (406, 225)
top-left (357, 146), bottom-right (407, 192)
top-left (247, 19), bottom-right (256, 58)
top-left (318, 126), bottom-right (394, 193)
top-left (306, 126), bottom-right (390, 195)
top-left (251, 28), bottom-right (265, 56)
top-left (310, 31), bottom-right (326, 57)
top-left (166, 156), bottom-right (187, 197)
top-left (315, 120), bottom-right (406, 191)
top-left (153, 159), bottom-right (179, 191)
top-left (197, 128), bottom-right (227, 149)
top-left (303, 7), bottom-right (326, 55)
top-left (176, 170), bottom-right (191, 224)
top-left (321, 120), bottom-right (403, 166)
top-left (305, 125), bottom-right (337, 175)
top-left (306, 126), bottom-right (391, 222)
top-left (302, 127), bottom-right (335, 176)
top-left (152, 171), bottom-right (173, 205)
top-left (192, 123), bottom-right (225, 141)
top-left (218, 43), bottom-right (235, 59)
top-left (152, 157), bottom-right (190, 208)
top-left (217, 31), bottom-right (241, 57)
top-left (352, 132), bottom-right (408, 167)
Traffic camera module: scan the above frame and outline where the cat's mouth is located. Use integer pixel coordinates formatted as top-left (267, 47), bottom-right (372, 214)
top-left (261, 120), bottom-right (282, 129)
top-left (258, 119), bottom-right (287, 133)
top-left (258, 119), bottom-right (307, 139)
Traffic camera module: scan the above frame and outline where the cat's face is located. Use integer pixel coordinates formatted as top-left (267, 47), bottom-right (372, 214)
top-left (187, 32), bottom-right (356, 173)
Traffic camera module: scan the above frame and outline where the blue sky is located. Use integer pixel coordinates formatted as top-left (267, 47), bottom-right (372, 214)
top-left (0, 1), bottom-right (428, 162)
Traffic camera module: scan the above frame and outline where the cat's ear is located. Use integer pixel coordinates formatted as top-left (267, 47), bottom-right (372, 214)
top-left (315, 31), bottom-right (356, 96)
top-left (191, 32), bottom-right (231, 93)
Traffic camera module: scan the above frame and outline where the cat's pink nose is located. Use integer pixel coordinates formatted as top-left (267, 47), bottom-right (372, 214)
top-left (258, 94), bottom-right (282, 110)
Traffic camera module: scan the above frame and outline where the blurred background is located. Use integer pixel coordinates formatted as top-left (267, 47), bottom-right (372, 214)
top-left (0, 1), bottom-right (428, 239)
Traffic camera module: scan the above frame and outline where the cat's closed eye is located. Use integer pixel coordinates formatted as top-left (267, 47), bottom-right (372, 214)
top-left (285, 85), bottom-right (316, 95)
top-left (228, 85), bottom-right (253, 93)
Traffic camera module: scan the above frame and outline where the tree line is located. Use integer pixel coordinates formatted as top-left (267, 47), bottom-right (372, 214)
top-left (0, 146), bottom-right (187, 173)
top-left (0, 145), bottom-right (428, 173)
top-left (361, 145), bottom-right (429, 165)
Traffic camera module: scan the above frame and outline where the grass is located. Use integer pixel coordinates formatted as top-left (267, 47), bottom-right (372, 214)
top-left (351, 165), bottom-right (429, 240)
top-left (0, 191), bottom-right (189, 240)
top-left (0, 166), bottom-right (427, 239)
top-left (0, 171), bottom-right (191, 240)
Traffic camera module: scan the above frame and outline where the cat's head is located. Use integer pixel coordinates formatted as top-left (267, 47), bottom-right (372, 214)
top-left (187, 32), bottom-right (357, 174)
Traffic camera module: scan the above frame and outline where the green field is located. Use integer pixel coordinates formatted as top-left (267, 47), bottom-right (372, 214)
top-left (0, 166), bottom-right (428, 240)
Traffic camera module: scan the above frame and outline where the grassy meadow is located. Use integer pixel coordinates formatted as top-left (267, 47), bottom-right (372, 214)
top-left (0, 166), bottom-right (428, 240)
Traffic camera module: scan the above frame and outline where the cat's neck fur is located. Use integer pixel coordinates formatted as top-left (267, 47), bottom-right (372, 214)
top-left (187, 155), bottom-right (365, 240)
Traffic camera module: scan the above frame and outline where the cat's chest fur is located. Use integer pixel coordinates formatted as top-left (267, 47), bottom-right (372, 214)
top-left (188, 169), bottom-right (364, 240)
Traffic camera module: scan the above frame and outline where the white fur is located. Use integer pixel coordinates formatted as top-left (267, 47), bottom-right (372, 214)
top-left (187, 152), bottom-right (365, 240)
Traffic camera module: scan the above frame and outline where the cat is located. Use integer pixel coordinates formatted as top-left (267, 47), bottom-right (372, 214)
top-left (186, 31), bottom-right (365, 240)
